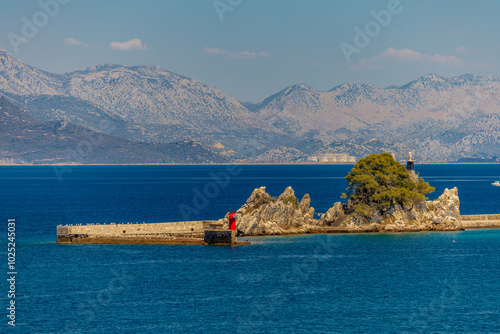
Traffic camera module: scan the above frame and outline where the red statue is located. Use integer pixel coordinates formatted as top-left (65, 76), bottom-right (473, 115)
top-left (228, 210), bottom-right (237, 231)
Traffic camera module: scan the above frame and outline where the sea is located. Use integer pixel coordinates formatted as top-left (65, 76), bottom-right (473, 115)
top-left (0, 164), bottom-right (499, 333)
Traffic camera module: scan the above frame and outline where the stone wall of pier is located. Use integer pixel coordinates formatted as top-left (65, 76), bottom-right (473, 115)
top-left (461, 214), bottom-right (500, 229)
top-left (57, 221), bottom-right (214, 237)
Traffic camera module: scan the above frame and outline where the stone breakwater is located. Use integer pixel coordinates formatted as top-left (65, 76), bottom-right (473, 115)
top-left (461, 214), bottom-right (500, 229)
top-left (217, 186), bottom-right (498, 236)
top-left (56, 221), bottom-right (250, 246)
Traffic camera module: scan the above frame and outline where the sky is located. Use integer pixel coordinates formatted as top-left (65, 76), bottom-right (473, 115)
top-left (1, 0), bottom-right (499, 102)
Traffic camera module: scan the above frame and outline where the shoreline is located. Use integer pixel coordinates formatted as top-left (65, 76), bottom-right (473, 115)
top-left (260, 225), bottom-right (500, 236)
top-left (244, 225), bottom-right (500, 238)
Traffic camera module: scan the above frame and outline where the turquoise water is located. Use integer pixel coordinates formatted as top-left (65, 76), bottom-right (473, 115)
top-left (1, 165), bottom-right (499, 333)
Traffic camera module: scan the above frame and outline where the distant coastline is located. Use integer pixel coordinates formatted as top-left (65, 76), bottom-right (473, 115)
top-left (2, 162), bottom-right (500, 167)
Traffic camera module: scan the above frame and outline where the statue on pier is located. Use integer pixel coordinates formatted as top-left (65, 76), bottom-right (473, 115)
top-left (407, 150), bottom-right (414, 171)
top-left (406, 150), bottom-right (419, 183)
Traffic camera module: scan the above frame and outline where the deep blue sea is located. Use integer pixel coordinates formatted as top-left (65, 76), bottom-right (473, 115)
top-left (0, 164), bottom-right (499, 333)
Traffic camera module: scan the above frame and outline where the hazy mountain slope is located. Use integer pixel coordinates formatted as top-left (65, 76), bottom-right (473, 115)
top-left (3, 93), bottom-right (128, 130)
top-left (2, 47), bottom-right (500, 161)
top-left (66, 65), bottom-right (259, 131)
top-left (0, 49), bottom-right (263, 133)
top-left (2, 93), bottom-right (214, 146)
top-left (256, 74), bottom-right (500, 159)
top-left (0, 50), bottom-right (66, 95)
top-left (0, 49), bottom-right (271, 156)
top-left (0, 96), bottom-right (228, 164)
top-left (257, 74), bottom-right (500, 136)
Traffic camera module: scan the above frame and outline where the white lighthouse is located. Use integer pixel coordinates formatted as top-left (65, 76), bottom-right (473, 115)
top-left (406, 150), bottom-right (418, 183)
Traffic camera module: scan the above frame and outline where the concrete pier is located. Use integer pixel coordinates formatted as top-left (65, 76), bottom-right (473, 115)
top-left (57, 221), bottom-right (250, 246)
top-left (461, 214), bottom-right (500, 229)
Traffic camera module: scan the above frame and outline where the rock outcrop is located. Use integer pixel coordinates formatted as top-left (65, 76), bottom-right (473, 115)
top-left (338, 187), bottom-right (462, 232)
top-left (222, 186), bottom-right (463, 236)
top-left (320, 202), bottom-right (345, 226)
top-left (218, 186), bottom-right (320, 236)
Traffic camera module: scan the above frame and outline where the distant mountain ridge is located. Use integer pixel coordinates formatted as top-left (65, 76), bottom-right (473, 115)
top-left (0, 96), bottom-right (228, 164)
top-left (1, 48), bottom-right (500, 162)
top-left (252, 73), bottom-right (500, 160)
top-left (0, 49), bottom-right (259, 131)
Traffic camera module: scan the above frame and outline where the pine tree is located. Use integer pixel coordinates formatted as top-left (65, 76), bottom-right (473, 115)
top-left (342, 153), bottom-right (434, 217)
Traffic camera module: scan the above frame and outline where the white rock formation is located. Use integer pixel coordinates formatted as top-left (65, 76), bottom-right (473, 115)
top-left (320, 202), bottom-right (345, 226)
top-left (221, 186), bottom-right (463, 236)
top-left (219, 186), bottom-right (320, 236)
top-left (340, 187), bottom-right (462, 232)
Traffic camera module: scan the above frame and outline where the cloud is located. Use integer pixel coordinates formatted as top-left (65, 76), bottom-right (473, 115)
top-left (65, 38), bottom-right (90, 47)
top-left (374, 47), bottom-right (424, 62)
top-left (373, 47), bottom-right (460, 64)
top-left (454, 46), bottom-right (467, 54)
top-left (351, 58), bottom-right (373, 69)
top-left (204, 47), bottom-right (269, 58)
top-left (230, 50), bottom-right (269, 58)
top-left (110, 38), bottom-right (147, 51)
top-left (352, 47), bottom-right (461, 69)
top-left (203, 47), bottom-right (228, 55)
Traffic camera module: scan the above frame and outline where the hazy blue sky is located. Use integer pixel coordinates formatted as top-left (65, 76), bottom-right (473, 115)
top-left (1, 0), bottom-right (499, 102)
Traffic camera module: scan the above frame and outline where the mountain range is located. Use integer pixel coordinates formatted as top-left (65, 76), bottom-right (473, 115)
top-left (0, 96), bottom-right (228, 164)
top-left (1, 48), bottom-right (500, 163)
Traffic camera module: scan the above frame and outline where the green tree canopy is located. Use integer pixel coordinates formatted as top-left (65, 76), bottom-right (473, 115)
top-left (342, 153), bottom-right (434, 215)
